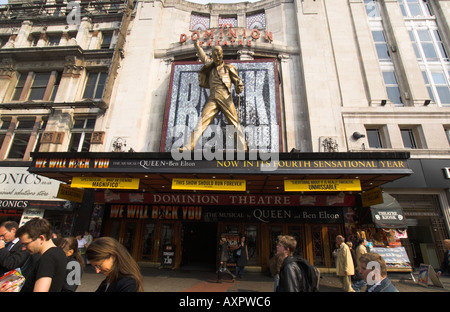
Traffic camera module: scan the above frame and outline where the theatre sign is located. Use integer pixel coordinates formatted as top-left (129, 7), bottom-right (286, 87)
top-left (28, 151), bottom-right (412, 193)
top-left (30, 154), bottom-right (410, 175)
top-left (179, 25), bottom-right (274, 47)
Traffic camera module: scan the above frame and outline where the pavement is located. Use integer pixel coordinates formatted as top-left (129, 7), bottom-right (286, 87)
top-left (76, 265), bottom-right (450, 293)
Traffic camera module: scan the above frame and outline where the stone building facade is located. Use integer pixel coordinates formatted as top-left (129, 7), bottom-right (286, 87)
top-left (1, 0), bottom-right (449, 270)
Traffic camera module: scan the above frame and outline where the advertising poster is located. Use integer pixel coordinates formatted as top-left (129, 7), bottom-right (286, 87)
top-left (418, 264), bottom-right (444, 287)
top-left (371, 247), bottom-right (412, 271)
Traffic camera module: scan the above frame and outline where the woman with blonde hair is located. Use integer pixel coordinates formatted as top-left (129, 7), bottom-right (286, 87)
top-left (86, 237), bottom-right (143, 292)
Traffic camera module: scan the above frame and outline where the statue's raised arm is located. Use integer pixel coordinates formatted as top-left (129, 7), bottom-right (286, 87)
top-left (194, 40), bottom-right (210, 64)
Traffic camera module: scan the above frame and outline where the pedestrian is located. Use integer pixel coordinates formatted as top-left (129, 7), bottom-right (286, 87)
top-left (83, 230), bottom-right (93, 265)
top-left (83, 230), bottom-right (93, 246)
top-left (335, 235), bottom-right (355, 292)
top-left (76, 233), bottom-right (88, 266)
top-left (234, 236), bottom-right (249, 279)
top-left (276, 235), bottom-right (303, 292)
top-left (358, 252), bottom-right (399, 292)
top-left (58, 237), bottom-right (85, 292)
top-left (51, 230), bottom-right (62, 246)
top-left (269, 252), bottom-right (284, 292)
top-left (16, 218), bottom-right (67, 292)
top-left (347, 241), bottom-right (366, 292)
top-left (437, 239), bottom-right (450, 277)
top-left (355, 238), bottom-right (367, 271)
top-left (86, 236), bottom-right (143, 292)
top-left (217, 237), bottom-right (235, 282)
top-left (0, 221), bottom-right (32, 278)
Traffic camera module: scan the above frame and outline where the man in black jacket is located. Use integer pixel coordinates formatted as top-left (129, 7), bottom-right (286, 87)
top-left (0, 221), bottom-right (33, 278)
top-left (276, 235), bottom-right (303, 292)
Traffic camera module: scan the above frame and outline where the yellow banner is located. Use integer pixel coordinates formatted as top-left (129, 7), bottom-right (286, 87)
top-left (71, 177), bottom-right (140, 190)
top-left (284, 179), bottom-right (361, 192)
top-left (361, 186), bottom-right (383, 207)
top-left (172, 179), bottom-right (246, 191)
top-left (57, 184), bottom-right (84, 203)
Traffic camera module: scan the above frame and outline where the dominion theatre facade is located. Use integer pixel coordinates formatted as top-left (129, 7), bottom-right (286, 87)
top-left (1, 0), bottom-right (448, 272)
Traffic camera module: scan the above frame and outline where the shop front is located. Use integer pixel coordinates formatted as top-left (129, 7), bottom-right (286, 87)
top-left (358, 192), bottom-right (412, 272)
top-left (28, 151), bottom-right (412, 271)
top-left (95, 192), bottom-right (354, 271)
top-left (381, 159), bottom-right (450, 270)
top-left (0, 165), bottom-right (78, 233)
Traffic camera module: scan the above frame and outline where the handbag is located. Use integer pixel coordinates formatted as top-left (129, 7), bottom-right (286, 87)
top-left (235, 248), bottom-right (241, 257)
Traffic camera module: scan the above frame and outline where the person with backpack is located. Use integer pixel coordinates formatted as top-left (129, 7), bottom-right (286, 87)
top-left (275, 235), bottom-right (303, 292)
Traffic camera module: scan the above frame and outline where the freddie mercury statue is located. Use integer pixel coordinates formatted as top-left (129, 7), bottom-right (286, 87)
top-left (180, 40), bottom-right (247, 151)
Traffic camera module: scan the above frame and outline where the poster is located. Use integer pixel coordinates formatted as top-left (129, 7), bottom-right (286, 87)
top-left (371, 247), bottom-right (412, 271)
top-left (221, 233), bottom-right (240, 267)
top-left (19, 209), bottom-right (44, 227)
top-left (161, 244), bottom-right (176, 268)
top-left (417, 264), bottom-right (444, 287)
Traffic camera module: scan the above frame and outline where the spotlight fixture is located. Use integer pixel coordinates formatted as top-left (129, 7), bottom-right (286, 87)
top-left (352, 132), bottom-right (366, 140)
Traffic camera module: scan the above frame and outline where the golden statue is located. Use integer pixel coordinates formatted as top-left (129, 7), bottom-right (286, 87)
top-left (180, 41), bottom-right (247, 151)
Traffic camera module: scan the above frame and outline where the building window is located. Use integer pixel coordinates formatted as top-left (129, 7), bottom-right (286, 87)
top-left (12, 74), bottom-right (27, 101)
top-left (0, 118), bottom-right (11, 150)
top-left (372, 30), bottom-right (391, 62)
top-left (219, 16), bottom-right (237, 28)
top-left (364, 0), bottom-right (380, 18)
top-left (414, 29), bottom-right (448, 62)
top-left (101, 32), bottom-right (113, 49)
top-left (406, 7), bottom-right (450, 106)
top-left (28, 33), bottom-right (40, 47)
top-left (422, 71), bottom-right (435, 102)
top-left (398, 0), bottom-right (432, 18)
top-left (370, 25), bottom-right (403, 105)
top-left (83, 72), bottom-right (107, 99)
top-left (47, 33), bottom-right (61, 46)
top-left (383, 71), bottom-right (403, 105)
top-left (400, 128), bottom-right (418, 149)
top-left (0, 35), bottom-right (10, 48)
top-left (246, 11), bottom-right (266, 29)
top-left (366, 128), bottom-right (384, 148)
top-left (409, 28), bottom-right (450, 105)
top-left (431, 70), bottom-right (450, 105)
top-left (29, 72), bottom-right (51, 100)
top-left (7, 119), bottom-right (36, 159)
top-left (68, 118), bottom-right (96, 152)
top-left (50, 73), bottom-right (61, 101)
top-left (11, 71), bottom-right (61, 102)
top-left (190, 13), bottom-right (210, 31)
top-left (445, 127), bottom-right (450, 145)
